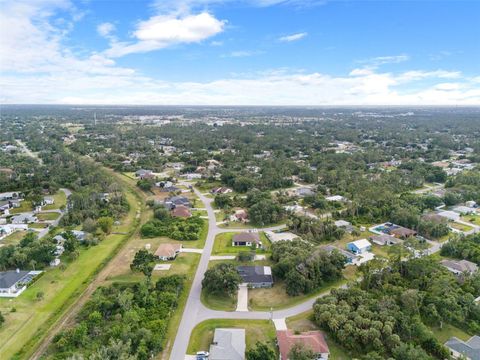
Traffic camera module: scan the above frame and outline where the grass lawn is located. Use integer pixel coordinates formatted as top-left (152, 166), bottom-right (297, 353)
top-left (286, 310), bottom-right (352, 360)
top-left (29, 223), bottom-right (49, 229)
top-left (192, 210), bottom-right (208, 217)
top-left (187, 319), bottom-right (277, 355)
top-left (37, 212), bottom-right (60, 221)
top-left (0, 230), bottom-right (28, 246)
top-left (212, 232), bottom-right (270, 255)
top-left (248, 278), bottom-right (347, 311)
top-left (430, 323), bottom-right (472, 343)
top-left (10, 201), bottom-right (32, 214)
top-left (215, 209), bottom-right (227, 222)
top-left (218, 220), bottom-right (286, 230)
top-left (449, 222), bottom-right (474, 232)
top-left (200, 289), bottom-right (237, 311)
top-left (42, 191), bottom-right (67, 211)
top-left (0, 189), bottom-right (140, 360)
top-left (461, 215), bottom-right (480, 226)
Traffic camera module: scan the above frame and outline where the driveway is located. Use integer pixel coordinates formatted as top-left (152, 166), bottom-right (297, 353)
top-left (236, 284), bottom-right (249, 312)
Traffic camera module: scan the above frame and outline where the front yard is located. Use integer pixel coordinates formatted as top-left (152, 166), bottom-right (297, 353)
top-left (187, 319), bottom-right (277, 355)
top-left (212, 231), bottom-right (270, 255)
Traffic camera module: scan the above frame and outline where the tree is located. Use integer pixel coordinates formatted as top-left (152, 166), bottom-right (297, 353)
top-left (154, 208), bottom-right (170, 221)
top-left (214, 194), bottom-right (232, 209)
top-left (202, 263), bottom-right (242, 296)
top-left (246, 342), bottom-right (276, 360)
top-left (288, 343), bottom-right (317, 360)
top-left (98, 216), bottom-right (114, 234)
top-left (82, 218), bottom-right (98, 233)
top-left (131, 250), bottom-right (156, 277)
top-left (36, 291), bottom-right (44, 301)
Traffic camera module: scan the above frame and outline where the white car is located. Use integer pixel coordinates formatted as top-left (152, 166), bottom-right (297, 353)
top-left (196, 351), bottom-right (209, 359)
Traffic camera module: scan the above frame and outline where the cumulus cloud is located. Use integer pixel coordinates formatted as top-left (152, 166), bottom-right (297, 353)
top-left (104, 12), bottom-right (225, 57)
top-left (97, 22), bottom-right (116, 38)
top-left (279, 32), bottom-right (307, 42)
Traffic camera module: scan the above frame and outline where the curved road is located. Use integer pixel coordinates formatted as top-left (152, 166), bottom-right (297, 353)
top-left (170, 185), bottom-right (341, 360)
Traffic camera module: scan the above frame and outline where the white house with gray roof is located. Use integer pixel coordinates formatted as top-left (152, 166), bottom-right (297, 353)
top-left (445, 336), bottom-right (480, 360)
top-left (0, 270), bottom-right (41, 297)
top-left (209, 328), bottom-right (245, 360)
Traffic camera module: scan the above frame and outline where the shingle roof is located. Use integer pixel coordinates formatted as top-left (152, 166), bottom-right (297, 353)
top-left (154, 243), bottom-right (182, 258)
top-left (237, 266), bottom-right (273, 284)
top-left (210, 328), bottom-right (245, 360)
top-left (445, 336), bottom-right (480, 360)
top-left (232, 232), bottom-right (260, 243)
top-left (0, 270), bottom-right (30, 289)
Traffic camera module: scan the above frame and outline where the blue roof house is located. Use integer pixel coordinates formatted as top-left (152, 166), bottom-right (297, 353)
top-left (347, 239), bottom-right (372, 254)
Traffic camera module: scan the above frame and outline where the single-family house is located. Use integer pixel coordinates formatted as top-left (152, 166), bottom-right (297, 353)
top-left (232, 232), bottom-right (261, 247)
top-left (172, 205), bottom-right (192, 218)
top-left (296, 187), bottom-right (315, 197)
top-left (0, 192), bottom-right (20, 201)
top-left (347, 239), bottom-right (372, 254)
top-left (211, 187), bottom-right (233, 195)
top-left (444, 336), bottom-right (480, 360)
top-left (438, 210), bottom-right (461, 221)
top-left (209, 328), bottom-right (246, 360)
top-left (264, 231), bottom-right (300, 243)
top-left (230, 209), bottom-right (248, 223)
top-left (277, 330), bottom-right (330, 360)
top-left (389, 226), bottom-right (417, 239)
top-left (453, 206), bottom-right (476, 215)
top-left (181, 173), bottom-right (202, 180)
top-left (0, 270), bottom-right (40, 298)
top-left (369, 234), bottom-right (401, 246)
top-left (43, 196), bottom-right (54, 205)
top-left (441, 259), bottom-right (478, 275)
top-left (325, 195), bottom-right (347, 202)
top-left (164, 196), bottom-right (191, 210)
top-left (71, 230), bottom-right (87, 242)
top-left (334, 220), bottom-right (355, 233)
top-left (135, 169), bottom-right (154, 179)
top-left (11, 213), bottom-right (38, 224)
top-left (155, 243), bottom-right (182, 261)
top-left (237, 266), bottom-right (273, 288)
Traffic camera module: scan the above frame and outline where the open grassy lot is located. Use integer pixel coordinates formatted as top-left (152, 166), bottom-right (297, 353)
top-left (286, 310), bottom-right (352, 360)
top-left (212, 231), bottom-right (270, 255)
top-left (42, 191), bottom-right (67, 211)
top-left (29, 223), bottom-right (49, 229)
top-left (201, 289), bottom-right (237, 311)
top-left (248, 278), bottom-right (347, 311)
top-left (10, 200), bottom-right (32, 214)
top-left (0, 189), bottom-right (139, 360)
top-left (37, 212), bottom-right (60, 221)
top-left (430, 323), bottom-right (473, 343)
top-left (0, 230), bottom-right (28, 246)
top-left (449, 222), bottom-right (474, 232)
top-left (187, 319), bottom-right (277, 355)
top-left (461, 214), bottom-right (480, 226)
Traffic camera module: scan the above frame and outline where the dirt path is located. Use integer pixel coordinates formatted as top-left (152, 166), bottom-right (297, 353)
top-left (29, 171), bottom-right (146, 360)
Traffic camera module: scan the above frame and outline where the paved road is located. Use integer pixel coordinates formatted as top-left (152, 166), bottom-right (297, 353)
top-left (170, 184), bottom-right (339, 360)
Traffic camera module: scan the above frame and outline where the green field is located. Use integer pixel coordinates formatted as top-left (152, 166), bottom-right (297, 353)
top-left (9, 201), bottom-right (32, 214)
top-left (187, 319), bottom-right (277, 355)
top-left (0, 189), bottom-right (139, 359)
top-left (42, 191), bottom-right (67, 211)
top-left (431, 323), bottom-right (472, 343)
top-left (201, 288), bottom-right (237, 311)
top-left (37, 212), bottom-right (60, 221)
top-left (0, 230), bottom-right (28, 246)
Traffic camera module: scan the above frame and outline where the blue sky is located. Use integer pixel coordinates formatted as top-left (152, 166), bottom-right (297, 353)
top-left (0, 0), bottom-right (479, 105)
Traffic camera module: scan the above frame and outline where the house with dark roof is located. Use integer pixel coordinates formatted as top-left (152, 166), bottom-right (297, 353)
top-left (135, 169), bottom-right (154, 179)
top-left (209, 328), bottom-right (245, 360)
top-left (232, 232), bottom-right (261, 247)
top-left (237, 266), bottom-right (273, 288)
top-left (445, 336), bottom-right (480, 360)
top-left (0, 270), bottom-right (41, 298)
top-left (389, 226), bottom-right (417, 239)
top-left (277, 330), bottom-right (330, 360)
top-left (164, 196), bottom-right (191, 210)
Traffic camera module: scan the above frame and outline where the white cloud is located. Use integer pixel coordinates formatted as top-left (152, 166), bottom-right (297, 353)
top-left (223, 50), bottom-right (259, 57)
top-left (97, 22), bottom-right (116, 38)
top-left (0, 0), bottom-right (479, 106)
top-left (104, 12), bottom-right (225, 57)
top-left (279, 32), bottom-right (307, 42)
top-left (359, 54), bottom-right (410, 68)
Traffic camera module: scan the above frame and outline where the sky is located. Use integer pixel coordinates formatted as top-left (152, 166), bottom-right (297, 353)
top-left (0, 0), bottom-right (479, 105)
